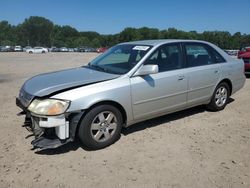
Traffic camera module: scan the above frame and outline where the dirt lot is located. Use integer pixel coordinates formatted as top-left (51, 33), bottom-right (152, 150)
top-left (0, 52), bottom-right (249, 188)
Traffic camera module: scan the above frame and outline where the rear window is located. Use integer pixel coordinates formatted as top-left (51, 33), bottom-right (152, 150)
top-left (185, 43), bottom-right (226, 67)
top-left (185, 44), bottom-right (214, 67)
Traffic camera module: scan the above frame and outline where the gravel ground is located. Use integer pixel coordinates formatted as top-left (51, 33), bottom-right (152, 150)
top-left (0, 52), bottom-right (249, 188)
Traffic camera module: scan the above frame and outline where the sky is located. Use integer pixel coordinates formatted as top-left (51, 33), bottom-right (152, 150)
top-left (0, 0), bottom-right (249, 34)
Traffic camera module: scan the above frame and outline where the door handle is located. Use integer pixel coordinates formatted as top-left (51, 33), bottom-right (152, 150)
top-left (178, 76), bottom-right (185, 81)
top-left (214, 70), bottom-right (219, 74)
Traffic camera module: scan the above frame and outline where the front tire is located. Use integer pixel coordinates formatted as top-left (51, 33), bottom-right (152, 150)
top-left (78, 105), bottom-right (123, 150)
top-left (206, 82), bottom-right (229, 111)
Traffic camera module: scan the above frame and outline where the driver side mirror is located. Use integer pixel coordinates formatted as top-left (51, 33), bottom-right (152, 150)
top-left (134, 64), bottom-right (159, 76)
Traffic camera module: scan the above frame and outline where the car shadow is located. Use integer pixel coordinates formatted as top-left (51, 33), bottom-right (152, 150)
top-left (122, 98), bottom-right (234, 136)
top-left (35, 140), bottom-right (81, 155)
top-left (122, 105), bottom-right (205, 136)
top-left (36, 98), bottom-right (234, 155)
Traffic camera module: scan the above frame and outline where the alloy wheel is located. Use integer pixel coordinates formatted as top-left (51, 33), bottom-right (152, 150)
top-left (90, 111), bottom-right (118, 142)
top-left (215, 86), bottom-right (228, 107)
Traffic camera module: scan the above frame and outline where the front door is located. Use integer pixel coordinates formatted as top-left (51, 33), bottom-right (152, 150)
top-left (130, 43), bottom-right (188, 120)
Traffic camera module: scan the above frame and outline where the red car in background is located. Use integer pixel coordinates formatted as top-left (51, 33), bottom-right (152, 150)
top-left (238, 43), bottom-right (250, 75)
top-left (97, 47), bottom-right (108, 53)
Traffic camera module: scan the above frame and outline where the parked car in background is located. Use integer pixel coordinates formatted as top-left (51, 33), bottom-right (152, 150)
top-left (26, 47), bottom-right (48, 54)
top-left (224, 49), bottom-right (238, 56)
top-left (76, 46), bottom-right (96, 52)
top-left (16, 39), bottom-right (245, 150)
top-left (97, 47), bottom-right (108, 53)
top-left (83, 47), bottom-right (95, 52)
top-left (68, 48), bottom-right (74, 52)
top-left (1, 46), bottom-right (14, 52)
top-left (60, 47), bottom-right (69, 52)
top-left (14, 46), bottom-right (23, 52)
top-left (51, 47), bottom-right (61, 52)
top-left (238, 43), bottom-right (250, 75)
top-left (84, 47), bottom-right (92, 52)
top-left (77, 46), bottom-right (87, 52)
top-left (89, 47), bottom-right (97, 52)
top-left (23, 46), bottom-right (32, 52)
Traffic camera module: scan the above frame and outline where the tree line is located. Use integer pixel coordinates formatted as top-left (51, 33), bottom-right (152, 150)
top-left (0, 16), bottom-right (250, 49)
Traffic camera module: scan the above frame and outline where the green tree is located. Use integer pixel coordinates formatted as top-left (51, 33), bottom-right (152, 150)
top-left (50, 25), bottom-right (78, 47)
top-left (119, 28), bottom-right (141, 42)
top-left (74, 37), bottom-right (90, 47)
top-left (0, 21), bottom-right (16, 45)
top-left (91, 38), bottom-right (101, 47)
top-left (232, 32), bottom-right (241, 49)
top-left (19, 16), bottom-right (54, 46)
top-left (137, 27), bottom-right (159, 40)
top-left (50, 25), bottom-right (65, 47)
top-left (0, 16), bottom-right (249, 49)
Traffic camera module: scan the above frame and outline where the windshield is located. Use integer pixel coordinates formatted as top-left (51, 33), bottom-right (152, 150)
top-left (88, 44), bottom-right (152, 74)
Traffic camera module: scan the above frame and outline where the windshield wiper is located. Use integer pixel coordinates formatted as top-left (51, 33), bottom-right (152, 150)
top-left (87, 64), bottom-right (107, 72)
top-left (86, 64), bottom-right (120, 75)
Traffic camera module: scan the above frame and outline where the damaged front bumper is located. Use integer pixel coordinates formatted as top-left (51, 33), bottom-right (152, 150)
top-left (30, 115), bottom-right (72, 150)
top-left (16, 97), bottom-right (84, 150)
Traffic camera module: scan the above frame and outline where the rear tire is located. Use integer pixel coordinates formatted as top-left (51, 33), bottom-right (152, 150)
top-left (78, 105), bottom-right (123, 150)
top-left (206, 82), bottom-right (229, 111)
top-left (29, 51), bottom-right (33, 54)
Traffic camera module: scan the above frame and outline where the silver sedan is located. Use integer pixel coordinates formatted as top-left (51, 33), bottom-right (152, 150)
top-left (16, 40), bottom-right (245, 150)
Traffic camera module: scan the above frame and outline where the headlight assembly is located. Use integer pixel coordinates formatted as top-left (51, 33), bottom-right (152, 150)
top-left (28, 99), bottom-right (70, 116)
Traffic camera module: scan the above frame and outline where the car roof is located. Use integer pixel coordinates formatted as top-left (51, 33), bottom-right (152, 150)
top-left (121, 39), bottom-right (211, 47)
top-left (120, 39), bottom-right (232, 62)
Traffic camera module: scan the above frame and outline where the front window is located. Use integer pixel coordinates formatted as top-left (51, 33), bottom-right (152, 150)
top-left (144, 44), bottom-right (183, 72)
top-left (88, 44), bottom-right (152, 74)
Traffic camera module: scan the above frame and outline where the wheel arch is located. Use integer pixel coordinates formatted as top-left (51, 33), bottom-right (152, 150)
top-left (219, 78), bottom-right (232, 96)
top-left (86, 100), bottom-right (127, 125)
top-left (70, 100), bottom-right (127, 139)
top-left (74, 100), bottom-right (127, 131)
top-left (72, 100), bottom-right (127, 141)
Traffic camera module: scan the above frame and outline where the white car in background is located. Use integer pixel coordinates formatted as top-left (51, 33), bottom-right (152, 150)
top-left (26, 47), bottom-right (48, 54)
top-left (14, 46), bottom-right (23, 52)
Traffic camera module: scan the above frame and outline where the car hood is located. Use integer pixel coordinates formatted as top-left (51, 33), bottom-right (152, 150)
top-left (22, 67), bottom-right (119, 97)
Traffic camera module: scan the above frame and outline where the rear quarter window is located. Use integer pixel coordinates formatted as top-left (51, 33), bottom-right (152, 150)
top-left (209, 47), bottom-right (226, 63)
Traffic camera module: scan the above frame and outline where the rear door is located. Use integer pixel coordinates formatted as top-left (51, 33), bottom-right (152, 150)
top-left (183, 42), bottom-right (223, 106)
top-left (130, 43), bottom-right (188, 120)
